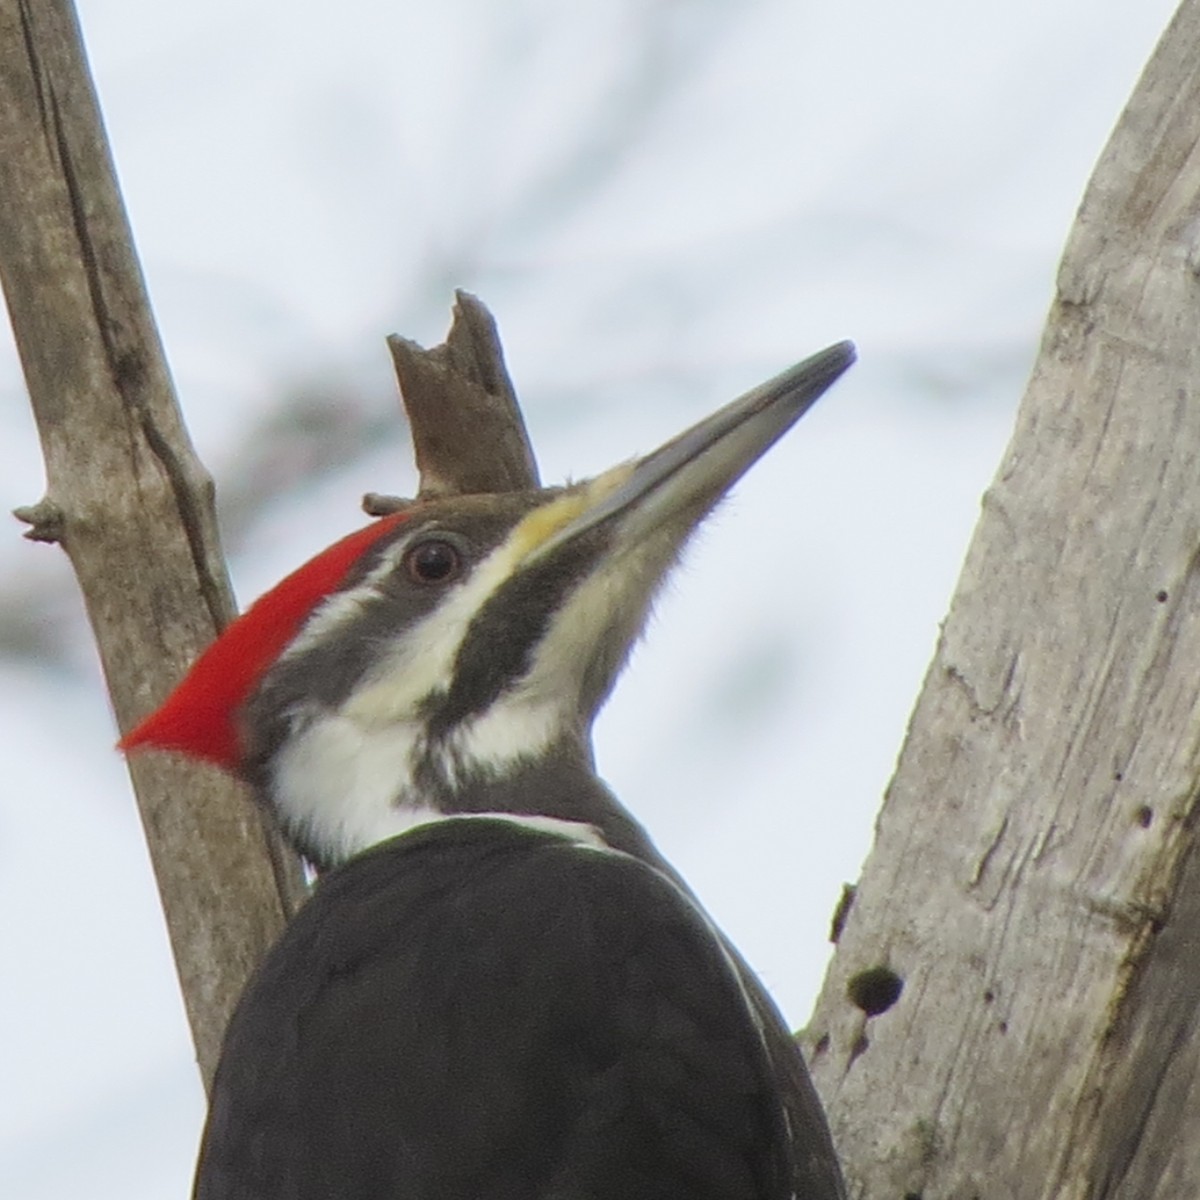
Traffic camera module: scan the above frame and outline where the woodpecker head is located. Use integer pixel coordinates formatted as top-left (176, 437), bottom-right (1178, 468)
top-left (122, 342), bottom-right (855, 867)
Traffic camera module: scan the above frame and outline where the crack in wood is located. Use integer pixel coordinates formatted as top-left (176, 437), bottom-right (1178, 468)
top-left (969, 815), bottom-right (1010, 889)
top-left (15, 0), bottom-right (51, 132)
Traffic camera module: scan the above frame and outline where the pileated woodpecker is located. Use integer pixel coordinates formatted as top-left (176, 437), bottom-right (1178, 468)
top-left (124, 341), bottom-right (855, 1200)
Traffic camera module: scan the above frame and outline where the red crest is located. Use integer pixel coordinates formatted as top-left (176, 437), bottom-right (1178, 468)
top-left (120, 512), bottom-right (410, 770)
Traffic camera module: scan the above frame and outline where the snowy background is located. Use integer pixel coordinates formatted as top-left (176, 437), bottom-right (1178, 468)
top-left (0, 0), bottom-right (1181, 1194)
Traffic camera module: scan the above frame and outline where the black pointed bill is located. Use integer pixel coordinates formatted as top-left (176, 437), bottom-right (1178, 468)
top-left (529, 340), bottom-right (856, 563)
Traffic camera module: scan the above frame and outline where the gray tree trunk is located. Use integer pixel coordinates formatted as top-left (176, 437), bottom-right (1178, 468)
top-left (805, 3), bottom-right (1200, 1196)
top-left (0, 0), bottom-right (306, 1089)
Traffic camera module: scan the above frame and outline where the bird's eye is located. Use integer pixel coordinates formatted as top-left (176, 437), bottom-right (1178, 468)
top-left (404, 538), bottom-right (462, 585)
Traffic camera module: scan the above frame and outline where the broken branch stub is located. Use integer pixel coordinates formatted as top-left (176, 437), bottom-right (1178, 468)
top-left (382, 291), bottom-right (540, 503)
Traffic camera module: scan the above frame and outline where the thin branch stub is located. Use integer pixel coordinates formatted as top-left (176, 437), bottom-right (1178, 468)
top-left (362, 492), bottom-right (410, 517)
top-left (13, 498), bottom-right (64, 543)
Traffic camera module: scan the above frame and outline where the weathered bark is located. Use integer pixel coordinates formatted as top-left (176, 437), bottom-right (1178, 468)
top-left (0, 0), bottom-right (306, 1089)
top-left (807, 3), bottom-right (1200, 1196)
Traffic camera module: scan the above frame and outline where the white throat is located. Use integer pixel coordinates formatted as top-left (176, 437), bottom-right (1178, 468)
top-left (268, 691), bottom-right (582, 866)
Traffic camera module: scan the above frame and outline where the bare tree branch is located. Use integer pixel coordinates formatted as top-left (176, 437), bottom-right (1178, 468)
top-left (0, 0), bottom-right (305, 1089)
top-left (380, 290), bottom-right (539, 501)
top-left (807, 3), bottom-right (1200, 1196)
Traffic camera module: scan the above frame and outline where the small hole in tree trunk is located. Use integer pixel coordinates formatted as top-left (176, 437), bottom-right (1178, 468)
top-left (847, 965), bottom-right (904, 1016)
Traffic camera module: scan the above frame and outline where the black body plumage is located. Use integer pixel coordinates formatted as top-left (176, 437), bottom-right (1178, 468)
top-left (195, 819), bottom-right (801, 1199)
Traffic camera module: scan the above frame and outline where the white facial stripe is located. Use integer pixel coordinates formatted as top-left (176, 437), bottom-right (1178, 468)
top-left (427, 531), bottom-right (678, 787)
top-left (271, 709), bottom-right (430, 863)
top-left (515, 523), bottom-right (678, 705)
top-left (280, 473), bottom-right (640, 733)
top-left (340, 530), bottom-right (536, 728)
top-left (441, 696), bottom-right (563, 785)
top-left (277, 535), bottom-right (415, 667)
top-left (337, 488), bottom-right (625, 730)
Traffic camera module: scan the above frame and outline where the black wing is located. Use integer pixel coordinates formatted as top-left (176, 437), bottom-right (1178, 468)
top-left (195, 818), bottom-right (795, 1200)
